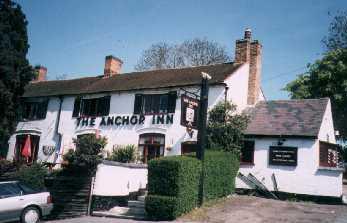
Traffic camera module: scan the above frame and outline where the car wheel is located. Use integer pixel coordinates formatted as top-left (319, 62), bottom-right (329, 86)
top-left (21, 206), bottom-right (41, 223)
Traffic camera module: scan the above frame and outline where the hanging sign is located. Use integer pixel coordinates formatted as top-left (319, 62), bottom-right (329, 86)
top-left (269, 146), bottom-right (298, 166)
top-left (180, 95), bottom-right (199, 130)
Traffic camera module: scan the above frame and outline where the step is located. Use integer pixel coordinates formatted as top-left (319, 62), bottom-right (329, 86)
top-left (128, 200), bottom-right (144, 208)
top-left (93, 211), bottom-right (146, 220)
top-left (137, 195), bottom-right (146, 202)
top-left (110, 206), bottom-right (145, 216)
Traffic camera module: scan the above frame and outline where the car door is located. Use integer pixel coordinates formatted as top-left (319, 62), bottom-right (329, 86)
top-left (0, 183), bottom-right (24, 222)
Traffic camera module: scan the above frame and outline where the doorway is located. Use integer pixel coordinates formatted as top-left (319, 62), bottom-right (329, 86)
top-left (15, 134), bottom-right (40, 164)
top-left (138, 133), bottom-right (165, 163)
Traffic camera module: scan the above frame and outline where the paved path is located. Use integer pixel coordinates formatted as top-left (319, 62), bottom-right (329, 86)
top-left (45, 195), bottom-right (347, 223)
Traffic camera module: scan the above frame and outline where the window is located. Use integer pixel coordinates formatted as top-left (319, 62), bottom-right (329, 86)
top-left (22, 99), bottom-right (48, 121)
top-left (319, 141), bottom-right (342, 168)
top-left (0, 183), bottom-right (21, 198)
top-left (241, 140), bottom-right (255, 164)
top-left (72, 96), bottom-right (110, 117)
top-left (138, 133), bottom-right (165, 163)
top-left (134, 91), bottom-right (177, 115)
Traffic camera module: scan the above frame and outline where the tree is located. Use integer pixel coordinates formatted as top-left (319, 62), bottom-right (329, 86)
top-left (206, 101), bottom-right (249, 155)
top-left (135, 38), bottom-right (230, 71)
top-left (323, 11), bottom-right (347, 51)
top-left (0, 0), bottom-right (34, 158)
top-left (284, 49), bottom-right (347, 140)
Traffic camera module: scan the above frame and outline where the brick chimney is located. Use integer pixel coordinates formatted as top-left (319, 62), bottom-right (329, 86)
top-left (33, 65), bottom-right (47, 82)
top-left (104, 55), bottom-right (123, 77)
top-left (235, 28), bottom-right (262, 105)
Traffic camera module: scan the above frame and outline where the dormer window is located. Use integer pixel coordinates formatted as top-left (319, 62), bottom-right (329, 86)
top-left (72, 96), bottom-right (110, 117)
top-left (133, 91), bottom-right (177, 115)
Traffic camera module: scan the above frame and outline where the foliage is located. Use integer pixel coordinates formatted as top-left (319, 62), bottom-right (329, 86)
top-left (203, 151), bottom-right (239, 200)
top-left (108, 144), bottom-right (137, 163)
top-left (284, 49), bottom-right (347, 140)
top-left (135, 38), bottom-right (230, 71)
top-left (323, 11), bottom-right (347, 51)
top-left (63, 134), bottom-right (107, 173)
top-left (0, 159), bottom-right (15, 175)
top-left (206, 101), bottom-right (249, 154)
top-left (145, 195), bottom-right (179, 220)
top-left (146, 156), bottom-right (201, 220)
top-left (16, 163), bottom-right (48, 191)
top-left (0, 0), bottom-right (35, 157)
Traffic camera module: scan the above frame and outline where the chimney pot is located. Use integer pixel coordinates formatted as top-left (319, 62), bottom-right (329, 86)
top-left (244, 28), bottom-right (252, 40)
top-left (33, 65), bottom-right (47, 82)
top-left (104, 55), bottom-right (123, 77)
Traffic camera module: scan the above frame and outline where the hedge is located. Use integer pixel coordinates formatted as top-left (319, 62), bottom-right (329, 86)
top-left (145, 150), bottom-right (239, 220)
top-left (146, 156), bottom-right (201, 220)
top-left (203, 150), bottom-right (239, 200)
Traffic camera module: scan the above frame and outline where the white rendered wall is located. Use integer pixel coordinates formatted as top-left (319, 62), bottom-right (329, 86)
top-left (93, 162), bottom-right (147, 196)
top-left (224, 63), bottom-right (249, 111)
top-left (8, 65), bottom-right (248, 163)
top-left (236, 137), bottom-right (343, 197)
top-left (318, 99), bottom-right (336, 143)
top-left (7, 97), bottom-right (61, 163)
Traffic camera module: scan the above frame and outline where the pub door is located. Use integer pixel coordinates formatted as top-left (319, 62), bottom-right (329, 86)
top-left (139, 133), bottom-right (165, 163)
top-left (15, 134), bottom-right (40, 164)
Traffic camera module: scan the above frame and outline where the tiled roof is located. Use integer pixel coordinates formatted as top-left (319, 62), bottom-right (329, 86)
top-left (244, 98), bottom-right (329, 137)
top-left (23, 63), bottom-right (241, 98)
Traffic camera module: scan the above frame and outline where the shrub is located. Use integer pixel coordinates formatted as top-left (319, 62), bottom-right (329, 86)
top-left (203, 150), bottom-right (239, 200)
top-left (207, 101), bottom-right (249, 155)
top-left (63, 134), bottom-right (107, 173)
top-left (108, 144), bottom-right (137, 163)
top-left (16, 163), bottom-right (48, 191)
top-left (146, 156), bottom-right (201, 220)
top-left (145, 195), bottom-right (178, 220)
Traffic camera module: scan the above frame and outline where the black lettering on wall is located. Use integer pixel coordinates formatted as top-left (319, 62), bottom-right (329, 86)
top-left (166, 114), bottom-right (174, 124)
top-left (115, 116), bottom-right (122, 126)
top-left (90, 117), bottom-right (96, 126)
top-left (76, 117), bottom-right (81, 126)
top-left (122, 116), bottom-right (129, 125)
top-left (107, 116), bottom-right (114, 125)
top-left (100, 117), bottom-right (107, 126)
top-left (130, 116), bottom-right (138, 125)
top-left (139, 115), bottom-right (145, 124)
top-left (152, 115), bottom-right (156, 124)
top-left (157, 115), bottom-right (164, 124)
top-left (82, 118), bottom-right (89, 126)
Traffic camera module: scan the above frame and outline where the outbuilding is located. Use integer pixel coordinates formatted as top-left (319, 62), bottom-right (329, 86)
top-left (237, 98), bottom-right (343, 198)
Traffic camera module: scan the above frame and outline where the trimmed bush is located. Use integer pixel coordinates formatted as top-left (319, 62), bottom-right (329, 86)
top-left (146, 156), bottom-right (201, 220)
top-left (203, 150), bottom-right (239, 200)
top-left (145, 195), bottom-right (178, 220)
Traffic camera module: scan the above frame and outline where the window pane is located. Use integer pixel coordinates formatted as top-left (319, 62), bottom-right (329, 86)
top-left (159, 95), bottom-right (168, 113)
top-left (241, 141), bottom-right (254, 163)
top-left (144, 95), bottom-right (152, 114)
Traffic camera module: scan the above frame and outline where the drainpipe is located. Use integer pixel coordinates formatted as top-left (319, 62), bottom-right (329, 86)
top-left (224, 85), bottom-right (229, 103)
top-left (53, 96), bottom-right (63, 166)
top-left (224, 85), bottom-right (229, 122)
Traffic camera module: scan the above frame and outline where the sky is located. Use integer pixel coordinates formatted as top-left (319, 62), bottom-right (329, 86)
top-left (16, 0), bottom-right (347, 100)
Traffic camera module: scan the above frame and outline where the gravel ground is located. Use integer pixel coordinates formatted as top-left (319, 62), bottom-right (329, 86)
top-left (45, 195), bottom-right (347, 223)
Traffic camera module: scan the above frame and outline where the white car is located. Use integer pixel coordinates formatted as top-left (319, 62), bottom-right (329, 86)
top-left (0, 181), bottom-right (53, 223)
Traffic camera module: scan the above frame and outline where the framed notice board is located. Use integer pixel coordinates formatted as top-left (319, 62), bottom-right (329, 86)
top-left (269, 146), bottom-right (298, 166)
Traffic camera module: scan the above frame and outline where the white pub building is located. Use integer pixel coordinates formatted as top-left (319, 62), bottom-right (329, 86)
top-left (7, 30), bottom-right (344, 199)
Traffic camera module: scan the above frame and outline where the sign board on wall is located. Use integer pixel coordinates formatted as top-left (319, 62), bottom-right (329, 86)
top-left (269, 146), bottom-right (298, 166)
top-left (180, 95), bottom-right (199, 130)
